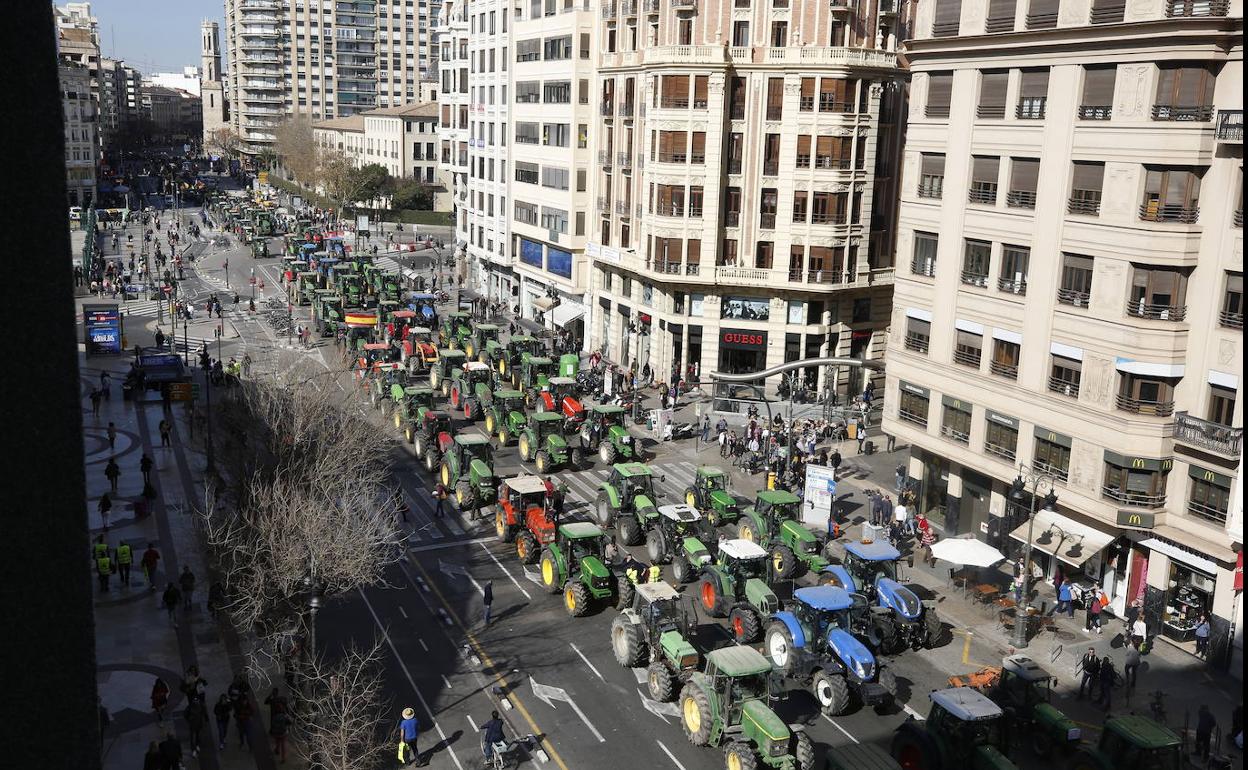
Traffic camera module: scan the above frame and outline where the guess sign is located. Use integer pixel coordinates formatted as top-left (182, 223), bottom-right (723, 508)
top-left (720, 328), bottom-right (768, 350)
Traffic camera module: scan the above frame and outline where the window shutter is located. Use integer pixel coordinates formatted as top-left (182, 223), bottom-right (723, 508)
top-left (986, 0), bottom-right (1016, 24)
top-left (1081, 66), bottom-right (1116, 104)
top-left (1071, 162), bottom-right (1104, 192)
top-left (921, 153), bottom-right (945, 176)
top-left (972, 156), bottom-right (1000, 183)
top-left (933, 0), bottom-right (963, 33)
top-left (927, 73), bottom-right (953, 107)
top-left (979, 71), bottom-right (1009, 110)
top-left (1020, 69), bottom-right (1049, 97)
top-left (1011, 158), bottom-right (1040, 192)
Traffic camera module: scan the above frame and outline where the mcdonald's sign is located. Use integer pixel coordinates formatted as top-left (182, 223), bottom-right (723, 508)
top-left (1116, 510), bottom-right (1156, 529)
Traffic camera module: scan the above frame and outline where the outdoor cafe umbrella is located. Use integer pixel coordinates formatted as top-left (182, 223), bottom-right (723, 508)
top-left (929, 537), bottom-right (1006, 568)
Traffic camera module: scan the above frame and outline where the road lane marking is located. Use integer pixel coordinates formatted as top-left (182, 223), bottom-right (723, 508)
top-left (655, 740), bottom-right (687, 770)
top-left (569, 642), bottom-right (605, 682)
top-left (407, 536), bottom-right (494, 553)
top-left (477, 541), bottom-right (532, 600)
top-left (399, 605), bottom-right (408, 619)
top-left (530, 676), bottom-right (605, 743)
top-left (821, 713), bottom-right (860, 744)
top-left (466, 714), bottom-right (478, 732)
top-left (418, 638), bottom-right (429, 652)
top-left (442, 674), bottom-right (453, 689)
top-left (359, 588), bottom-right (465, 770)
top-left (902, 702), bottom-right (924, 720)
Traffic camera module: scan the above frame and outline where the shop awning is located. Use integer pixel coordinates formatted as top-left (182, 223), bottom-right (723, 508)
top-left (1009, 509), bottom-right (1114, 568)
top-left (533, 296), bottom-right (556, 312)
top-left (552, 301), bottom-right (585, 328)
top-left (1139, 525), bottom-right (1236, 571)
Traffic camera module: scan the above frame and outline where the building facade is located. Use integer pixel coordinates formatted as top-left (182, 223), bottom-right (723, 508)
top-left (883, 0), bottom-right (1243, 671)
top-left (201, 21), bottom-right (230, 149)
top-left (376, 0), bottom-right (443, 107)
top-left (361, 102), bottom-right (451, 208)
top-left (60, 60), bottom-right (98, 208)
top-left (584, 1), bottom-right (903, 390)
top-left (312, 115), bottom-right (367, 163)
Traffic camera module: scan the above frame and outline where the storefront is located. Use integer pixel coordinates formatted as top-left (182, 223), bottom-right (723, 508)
top-left (717, 327), bottom-right (768, 375)
top-left (1007, 507), bottom-right (1115, 587)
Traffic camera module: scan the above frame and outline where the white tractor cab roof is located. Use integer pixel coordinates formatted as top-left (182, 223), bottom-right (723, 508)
top-left (411, 326), bottom-right (432, 335)
top-left (719, 539), bottom-right (768, 560)
top-left (464, 361), bottom-right (491, 372)
top-left (1002, 654), bottom-right (1050, 682)
top-left (929, 688), bottom-right (1004, 721)
top-left (635, 581), bottom-right (681, 603)
top-left (658, 504), bottom-right (702, 523)
top-left (549, 376), bottom-right (576, 386)
top-left (505, 475), bottom-right (550, 496)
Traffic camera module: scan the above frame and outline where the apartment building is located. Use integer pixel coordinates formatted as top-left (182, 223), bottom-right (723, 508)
top-left (436, 0), bottom-right (470, 249)
top-left (99, 58), bottom-right (136, 152)
top-left (362, 102), bottom-right (451, 204)
top-left (312, 114), bottom-right (367, 162)
top-left (60, 60), bottom-right (98, 208)
top-left (376, 0), bottom-right (443, 107)
top-left (883, 0), bottom-right (1243, 671)
top-left (586, 1), bottom-right (903, 390)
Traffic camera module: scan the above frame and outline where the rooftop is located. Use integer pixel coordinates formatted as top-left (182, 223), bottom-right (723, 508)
top-left (929, 688), bottom-right (1002, 722)
top-left (364, 101), bottom-right (439, 118)
top-left (635, 581), bottom-right (680, 603)
top-left (707, 645), bottom-right (772, 677)
top-left (560, 521), bottom-right (603, 539)
top-left (658, 504), bottom-right (701, 523)
top-left (504, 475), bottom-right (548, 495)
top-left (312, 115), bottom-right (365, 133)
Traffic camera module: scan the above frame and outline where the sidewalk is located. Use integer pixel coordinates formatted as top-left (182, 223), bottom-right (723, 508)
top-left (83, 259), bottom-right (276, 770)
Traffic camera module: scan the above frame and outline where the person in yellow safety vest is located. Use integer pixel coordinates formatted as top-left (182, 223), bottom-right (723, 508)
top-left (96, 552), bottom-right (113, 593)
top-left (625, 564), bottom-right (642, 586)
top-left (92, 535), bottom-right (109, 561)
top-left (647, 562), bottom-right (662, 584)
top-left (116, 542), bottom-right (133, 587)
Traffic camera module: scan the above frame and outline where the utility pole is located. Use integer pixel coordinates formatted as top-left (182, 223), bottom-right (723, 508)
top-left (1009, 470), bottom-right (1058, 649)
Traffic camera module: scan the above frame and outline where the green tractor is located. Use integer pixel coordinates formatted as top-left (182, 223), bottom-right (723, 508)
top-left (390, 385), bottom-right (437, 440)
top-left (428, 349), bottom-right (467, 393)
top-left (448, 361), bottom-right (495, 420)
top-left (610, 581), bottom-right (700, 702)
top-left (1063, 714), bottom-right (1184, 770)
top-left (495, 335), bottom-right (545, 377)
top-left (678, 646), bottom-right (818, 770)
top-left (948, 655), bottom-right (1082, 761)
top-left (579, 404), bottom-right (641, 465)
top-left (380, 271), bottom-right (404, 303)
top-left (644, 504), bottom-right (718, 584)
top-left (517, 411), bottom-right (584, 474)
top-left (481, 388), bottom-right (528, 445)
top-left (592, 462), bottom-right (664, 546)
top-left (439, 311), bottom-right (473, 349)
top-left (736, 490), bottom-right (829, 580)
top-left (683, 466), bottom-right (741, 527)
top-left (537, 522), bottom-right (618, 617)
top-left (339, 273), bottom-right (367, 308)
top-left (367, 365), bottom-right (409, 411)
top-left (463, 323), bottom-right (500, 360)
top-left (515, 355), bottom-right (556, 400)
top-left (696, 538), bottom-right (780, 644)
top-left (250, 236), bottom-right (269, 258)
top-left (312, 291), bottom-right (344, 336)
top-left (436, 434), bottom-right (498, 511)
top-left (413, 410), bottom-right (454, 469)
top-left (890, 688), bottom-right (1018, 770)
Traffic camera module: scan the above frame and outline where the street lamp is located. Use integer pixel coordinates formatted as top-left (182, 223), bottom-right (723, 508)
top-left (1009, 470), bottom-right (1059, 649)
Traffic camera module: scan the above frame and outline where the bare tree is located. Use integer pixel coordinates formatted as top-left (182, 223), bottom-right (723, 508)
top-left (296, 641), bottom-right (392, 770)
top-left (274, 115), bottom-right (319, 186)
top-left (319, 148), bottom-right (372, 221)
top-left (208, 127), bottom-right (242, 158)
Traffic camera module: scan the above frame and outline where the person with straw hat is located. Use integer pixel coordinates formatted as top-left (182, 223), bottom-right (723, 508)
top-left (397, 706), bottom-right (423, 766)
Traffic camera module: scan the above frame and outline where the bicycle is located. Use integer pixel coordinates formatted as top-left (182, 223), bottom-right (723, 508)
top-left (484, 734), bottom-right (535, 770)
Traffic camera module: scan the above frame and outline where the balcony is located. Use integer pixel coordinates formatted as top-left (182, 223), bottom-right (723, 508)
top-left (940, 425), bottom-right (971, 444)
top-left (898, 407), bottom-right (928, 428)
top-left (904, 333), bottom-right (930, 354)
top-left (759, 213), bottom-right (776, 229)
top-left (600, 103), bottom-right (614, 117)
top-left (1216, 110), bottom-right (1243, 142)
top-left (1047, 376), bottom-right (1080, 398)
top-left (673, 0), bottom-right (696, 7)
top-left (989, 360), bottom-right (1019, 379)
top-left (616, 201), bottom-right (633, 217)
top-left (650, 260), bottom-right (683, 275)
top-left (657, 152), bottom-right (687, 164)
top-left (1067, 197), bottom-right (1101, 216)
top-left (977, 104), bottom-right (1006, 119)
top-left (1016, 99), bottom-right (1047, 120)
top-left (1151, 104), bottom-right (1213, 122)
top-left (1139, 203), bottom-right (1199, 223)
top-left (997, 277), bottom-right (1027, 295)
top-left (960, 270), bottom-right (988, 288)
top-left (1057, 288), bottom-right (1091, 308)
top-left (727, 160), bottom-right (742, 174)
top-left (762, 161), bottom-right (779, 176)
top-left (660, 97), bottom-right (690, 109)
top-left (619, 103), bottom-right (635, 118)
top-left (984, 16), bottom-right (1014, 32)
top-left (596, 196), bottom-right (611, 212)
top-left (985, 442), bottom-right (1017, 463)
top-left (1166, 0), bottom-right (1228, 15)
top-left (1174, 412), bottom-right (1243, 458)
top-left (911, 258), bottom-right (936, 278)
top-left (1127, 299), bottom-right (1187, 321)
top-left (953, 348), bottom-right (982, 368)
top-left (1007, 190), bottom-right (1037, 209)
top-left (917, 179), bottom-right (944, 199)
top-left (598, 150), bottom-right (613, 165)
top-left (713, 265), bottom-right (774, 286)
top-left (617, 152), bottom-right (632, 167)
top-left (968, 186), bottom-right (997, 205)
top-left (601, 1), bottom-right (616, 17)
top-left (1235, 210), bottom-right (1244, 228)
top-left (1116, 394), bottom-right (1175, 416)
top-left (1188, 500), bottom-right (1229, 525)
top-left (1077, 105), bottom-right (1112, 120)
top-left (1221, 308), bottom-right (1244, 329)
top-left (645, 0), bottom-right (660, 11)
top-left (1103, 486), bottom-right (1166, 509)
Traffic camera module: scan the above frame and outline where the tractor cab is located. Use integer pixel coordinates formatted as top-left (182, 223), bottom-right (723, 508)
top-left (922, 689), bottom-right (1009, 764)
top-left (753, 490), bottom-right (802, 527)
top-left (684, 466), bottom-right (740, 526)
top-left (528, 411), bottom-right (565, 445)
top-left (786, 586), bottom-right (858, 645)
top-left (1072, 716), bottom-right (1183, 770)
top-left (610, 463), bottom-right (656, 509)
top-left (250, 236), bottom-right (269, 258)
top-left (377, 300), bottom-right (401, 327)
top-left (339, 273), bottom-right (367, 308)
top-left (499, 335), bottom-right (545, 376)
top-left (448, 433), bottom-right (493, 467)
top-left (557, 521), bottom-right (608, 566)
top-left (402, 326), bottom-right (439, 366)
top-left (394, 385), bottom-right (436, 420)
top-left (703, 646), bottom-right (778, 729)
top-left (421, 409), bottom-right (452, 439)
top-left (538, 376), bottom-right (585, 429)
top-left (715, 539), bottom-right (769, 581)
top-left (407, 292), bottom-right (439, 326)
top-left (632, 581), bottom-right (693, 635)
top-left (840, 540), bottom-right (901, 590)
top-left (295, 272), bottom-right (319, 305)
top-left (440, 312), bottom-right (473, 349)
top-left (465, 324), bottom-right (500, 360)
top-left (459, 360), bottom-right (494, 389)
top-left (358, 342), bottom-right (393, 368)
top-left (429, 349), bottom-right (467, 392)
top-left (500, 475), bottom-right (550, 518)
top-left (992, 655), bottom-right (1055, 714)
top-left (380, 272), bottom-right (404, 303)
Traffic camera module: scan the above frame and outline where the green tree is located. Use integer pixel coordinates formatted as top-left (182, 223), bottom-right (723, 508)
top-left (390, 178), bottom-right (434, 211)
top-left (354, 163), bottom-right (392, 212)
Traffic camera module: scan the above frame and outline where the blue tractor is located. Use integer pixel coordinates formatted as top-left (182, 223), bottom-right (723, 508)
top-left (763, 586), bottom-right (897, 716)
top-left (820, 540), bottom-right (943, 652)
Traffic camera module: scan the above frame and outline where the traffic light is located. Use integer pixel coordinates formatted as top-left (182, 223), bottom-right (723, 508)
top-left (1009, 475), bottom-right (1026, 500)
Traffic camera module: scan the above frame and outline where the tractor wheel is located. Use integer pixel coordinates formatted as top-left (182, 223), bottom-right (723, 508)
top-left (1031, 729), bottom-right (1054, 759)
top-left (764, 621), bottom-right (797, 674)
top-left (498, 359), bottom-right (506, 376)
top-left (723, 742), bottom-right (758, 770)
top-left (599, 441), bottom-right (617, 465)
top-left (617, 579), bottom-right (636, 610)
top-left (570, 447), bottom-right (587, 470)
top-left (736, 520), bottom-right (758, 543)
top-left (393, 411), bottom-right (403, 429)
top-left (413, 436), bottom-right (427, 459)
top-left (617, 515), bottom-right (642, 546)
top-left (868, 609), bottom-right (899, 653)
top-left (441, 380), bottom-right (450, 397)
top-left (699, 575), bottom-right (725, 618)
top-left (814, 670), bottom-right (851, 717)
top-left (534, 450), bottom-right (551, 474)
top-left (440, 463), bottom-right (451, 488)
top-left (922, 608), bottom-right (943, 649)
top-left (678, 684), bottom-right (713, 746)
top-left (484, 413), bottom-right (496, 433)
top-left (450, 388), bottom-right (461, 409)
top-left (495, 510), bottom-right (513, 543)
top-left (610, 614), bottom-right (645, 667)
top-left (455, 481), bottom-right (475, 510)
top-left (891, 721), bottom-right (940, 770)
top-left (538, 550), bottom-right (561, 594)
top-left (464, 342), bottom-right (475, 359)
top-left (564, 581), bottom-right (591, 617)
top-left (498, 428), bottom-right (511, 446)
top-left (429, 371), bottom-right (439, 389)
top-left (672, 556), bottom-right (694, 584)
top-left (771, 545), bottom-right (798, 579)
top-left (515, 531), bottom-right (539, 564)
top-left (647, 661), bottom-right (677, 702)
top-left (424, 450), bottom-right (440, 474)
top-left (794, 730), bottom-right (816, 770)
top-left (730, 606), bottom-right (761, 644)
top-left (518, 434), bottom-right (532, 462)
top-left (463, 399), bottom-right (475, 420)
top-left (878, 666), bottom-right (898, 701)
top-left (404, 425), bottom-right (415, 445)
top-left (645, 528), bottom-right (668, 563)
top-left (510, 372), bottom-right (520, 389)
top-left (593, 493), bottom-right (614, 528)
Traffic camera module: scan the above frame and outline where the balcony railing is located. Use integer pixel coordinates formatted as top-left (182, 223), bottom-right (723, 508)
top-left (989, 360), bottom-right (1019, 379)
top-left (616, 201), bottom-right (632, 216)
top-left (600, 103), bottom-right (614, 116)
top-left (941, 425), bottom-right (971, 444)
top-left (953, 348), bottom-right (982, 368)
top-left (1033, 460), bottom-right (1070, 484)
top-left (651, 260), bottom-right (683, 274)
top-left (645, 0), bottom-right (660, 11)
top-left (1047, 376), bottom-right (1080, 398)
top-left (1220, 308), bottom-right (1244, 328)
top-left (1016, 99), bottom-right (1047, 120)
top-left (925, 105), bottom-right (951, 118)
top-left (617, 152), bottom-right (632, 167)
top-left (1166, 0), bottom-right (1229, 15)
top-left (1103, 486), bottom-right (1167, 509)
top-left (796, 154), bottom-right (811, 168)
top-left (728, 160), bottom-right (742, 174)
top-left (759, 213), bottom-right (776, 229)
top-left (1007, 190), bottom-right (1037, 209)
top-left (1188, 500), bottom-right (1229, 525)
top-left (1127, 299), bottom-right (1187, 321)
top-left (598, 150), bottom-right (613, 165)
top-left (1057, 288), bottom-right (1091, 307)
top-left (725, 211), bottom-right (740, 227)
top-left (997, 277), bottom-right (1027, 295)
top-left (960, 270), bottom-right (988, 288)
top-left (1216, 110), bottom-right (1243, 141)
top-left (1139, 203), bottom-right (1199, 223)
top-left (911, 258), bottom-right (936, 278)
top-left (620, 103), bottom-right (635, 117)
top-left (985, 442), bottom-right (1017, 463)
top-left (1116, 394), bottom-right (1175, 416)
top-left (1067, 197), bottom-right (1101, 216)
top-left (898, 408), bottom-right (928, 428)
top-left (762, 161), bottom-right (779, 176)
top-left (1151, 104), bottom-right (1213, 122)
top-left (968, 186), bottom-right (997, 205)
top-left (904, 333), bottom-right (930, 354)
top-left (1077, 105), bottom-right (1112, 120)
top-left (660, 97), bottom-right (690, 109)
top-left (917, 179), bottom-right (944, 199)
top-left (1174, 412), bottom-right (1243, 458)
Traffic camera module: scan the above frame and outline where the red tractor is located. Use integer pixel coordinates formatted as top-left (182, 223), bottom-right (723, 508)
top-left (413, 410), bottom-right (454, 472)
top-left (535, 376), bottom-right (586, 434)
top-left (494, 475), bottom-right (557, 564)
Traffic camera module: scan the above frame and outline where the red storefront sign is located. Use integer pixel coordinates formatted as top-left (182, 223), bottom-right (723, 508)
top-left (720, 328), bottom-right (768, 350)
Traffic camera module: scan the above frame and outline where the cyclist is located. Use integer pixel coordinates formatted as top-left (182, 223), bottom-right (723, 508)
top-left (481, 710), bottom-right (506, 763)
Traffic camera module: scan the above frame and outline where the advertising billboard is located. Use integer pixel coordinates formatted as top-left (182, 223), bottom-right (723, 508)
top-left (84, 304), bottom-right (123, 355)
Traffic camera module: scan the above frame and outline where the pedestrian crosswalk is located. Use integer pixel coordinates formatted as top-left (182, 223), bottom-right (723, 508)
top-left (118, 299), bottom-right (169, 318)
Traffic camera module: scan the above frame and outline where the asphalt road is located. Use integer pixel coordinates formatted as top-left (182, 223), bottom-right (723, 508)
top-left (183, 210), bottom-right (1072, 770)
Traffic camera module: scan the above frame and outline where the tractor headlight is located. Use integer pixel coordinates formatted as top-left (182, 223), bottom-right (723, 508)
top-left (621, 435), bottom-right (632, 444)
top-left (768, 740), bottom-right (787, 758)
top-left (851, 659), bottom-right (872, 681)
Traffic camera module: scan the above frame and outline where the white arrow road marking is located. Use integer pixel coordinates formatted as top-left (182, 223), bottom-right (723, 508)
top-left (655, 740), bottom-right (687, 770)
top-left (821, 713), bottom-right (860, 744)
top-left (360, 589), bottom-right (465, 770)
top-left (529, 677), bottom-right (605, 743)
top-left (638, 689), bottom-right (682, 722)
top-left (632, 668), bottom-right (648, 684)
top-left (569, 643), bottom-right (604, 682)
top-left (522, 567), bottom-right (545, 586)
top-left (901, 702), bottom-right (925, 720)
top-left (477, 541), bottom-right (532, 600)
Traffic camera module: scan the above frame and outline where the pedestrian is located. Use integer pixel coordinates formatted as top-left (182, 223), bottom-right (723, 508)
top-left (886, 432), bottom-right (896, 452)
top-left (181, 665), bottom-right (207, 703)
top-left (1123, 642), bottom-right (1141, 689)
top-left (701, 415), bottom-right (710, 444)
top-left (98, 493), bottom-right (113, 531)
top-left (140, 453), bottom-right (154, 485)
top-left (870, 492), bottom-right (884, 527)
top-left (1196, 704), bottom-right (1217, 760)
top-left (920, 527), bottom-right (937, 568)
top-left (1096, 655), bottom-right (1116, 710)
top-left (100, 369), bottom-right (112, 394)
top-left (1088, 588), bottom-right (1104, 634)
top-left (1194, 614), bottom-right (1211, 657)
top-left (648, 561), bottom-right (662, 584)
top-left (234, 695), bottom-right (254, 749)
top-left (141, 542), bottom-right (161, 589)
top-left (179, 565), bottom-right (196, 610)
top-left (214, 694), bottom-right (232, 750)
top-left (185, 695), bottom-right (207, 758)
top-left (159, 419), bottom-right (172, 446)
top-left (895, 463), bottom-right (907, 492)
top-left (105, 457), bottom-right (121, 492)
top-left (142, 741), bottom-right (162, 770)
top-left (95, 545), bottom-right (113, 592)
top-left (1056, 578), bottom-right (1073, 617)
top-left (829, 449), bottom-right (842, 479)
top-left (90, 388), bottom-right (102, 416)
top-left (1077, 647), bottom-right (1100, 700)
top-left (483, 580), bottom-right (494, 626)
top-left (151, 677), bottom-right (171, 723)
top-left (155, 328), bottom-right (166, 349)
top-left (481, 710), bottom-right (506, 762)
top-left (1131, 615), bottom-right (1148, 650)
top-left (158, 732), bottom-right (183, 770)
top-left (398, 706), bottom-right (423, 766)
top-left (163, 582), bottom-right (182, 626)
top-left (857, 423), bottom-right (867, 454)
top-left (718, 428), bottom-right (728, 458)
top-left (433, 482), bottom-right (447, 519)
top-left (893, 499), bottom-right (908, 538)
top-left (116, 539), bottom-right (133, 586)
top-left (107, 421), bottom-right (117, 450)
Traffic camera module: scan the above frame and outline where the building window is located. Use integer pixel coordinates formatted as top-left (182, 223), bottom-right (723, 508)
top-left (961, 240), bottom-right (990, 287)
top-left (984, 413), bottom-right (1018, 462)
top-left (1078, 65), bottom-right (1116, 118)
top-left (925, 72), bottom-right (953, 117)
top-left (904, 317), bottom-right (930, 353)
top-left (766, 77), bottom-right (784, 120)
top-left (1033, 433), bottom-right (1070, 482)
top-left (1220, 272), bottom-right (1244, 329)
top-left (989, 338), bottom-right (1020, 379)
top-left (1016, 69), bottom-right (1049, 118)
top-left (919, 154), bottom-right (945, 198)
top-left (1188, 470), bottom-right (1231, 525)
top-left (1153, 64), bottom-right (1215, 121)
top-left (941, 398), bottom-right (972, 444)
top-left (1140, 166), bottom-right (1203, 222)
top-left (1117, 374), bottom-right (1177, 416)
top-left (1056, 254), bottom-right (1094, 307)
top-left (978, 72), bottom-right (1010, 119)
top-left (1102, 454), bottom-right (1170, 509)
top-left (1090, 0), bottom-right (1127, 23)
top-left (852, 297), bottom-right (871, 323)
top-left (1025, 0), bottom-right (1060, 29)
top-left (969, 156), bottom-right (999, 204)
top-left (912, 232), bottom-right (938, 276)
top-left (1068, 162), bottom-right (1104, 216)
top-left (954, 330), bottom-right (982, 368)
top-left (1007, 158), bottom-right (1039, 209)
top-left (985, 0), bottom-right (1016, 32)
top-left (1128, 265), bottom-right (1189, 320)
top-left (1207, 385), bottom-right (1236, 427)
top-left (998, 246), bottom-right (1029, 294)
top-left (898, 384), bottom-right (930, 427)
top-left (1048, 355), bottom-right (1081, 398)
top-left (932, 0), bottom-right (962, 36)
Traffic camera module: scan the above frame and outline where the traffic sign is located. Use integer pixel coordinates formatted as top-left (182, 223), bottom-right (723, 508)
top-left (167, 382), bottom-right (193, 401)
